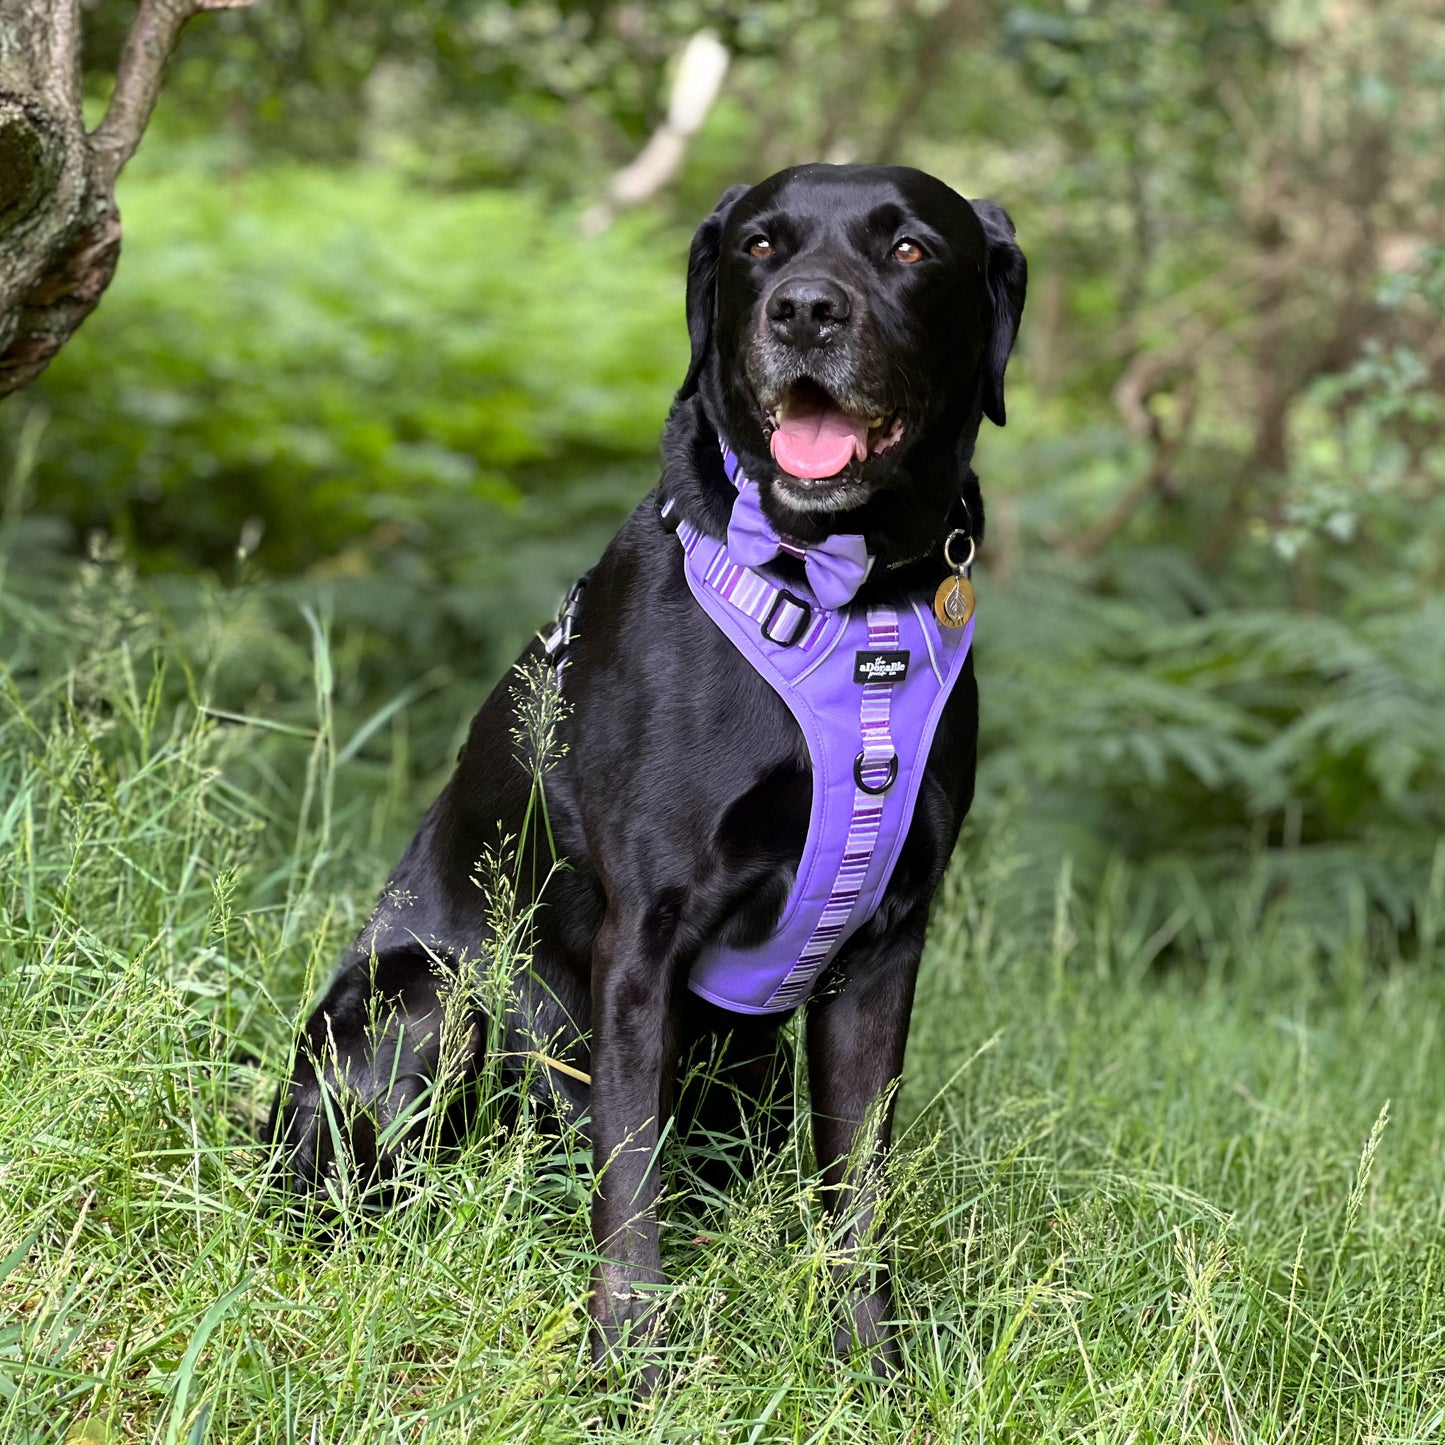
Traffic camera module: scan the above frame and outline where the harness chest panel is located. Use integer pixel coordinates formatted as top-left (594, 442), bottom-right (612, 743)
top-left (667, 496), bottom-right (975, 1015)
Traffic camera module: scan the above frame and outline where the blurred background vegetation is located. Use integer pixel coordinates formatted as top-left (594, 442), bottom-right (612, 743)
top-left (4, 0), bottom-right (1443, 966)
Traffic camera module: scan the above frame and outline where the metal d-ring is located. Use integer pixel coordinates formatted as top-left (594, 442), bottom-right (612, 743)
top-left (854, 750), bottom-right (898, 794)
top-left (943, 529), bottom-right (976, 573)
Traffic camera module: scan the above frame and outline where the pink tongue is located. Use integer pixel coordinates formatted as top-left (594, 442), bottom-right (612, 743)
top-left (770, 404), bottom-right (868, 480)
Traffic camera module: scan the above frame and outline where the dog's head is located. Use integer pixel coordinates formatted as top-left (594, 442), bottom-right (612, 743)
top-left (675, 164), bottom-right (1026, 550)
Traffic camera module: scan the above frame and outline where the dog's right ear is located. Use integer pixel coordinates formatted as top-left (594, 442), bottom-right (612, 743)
top-left (677, 183), bottom-right (751, 401)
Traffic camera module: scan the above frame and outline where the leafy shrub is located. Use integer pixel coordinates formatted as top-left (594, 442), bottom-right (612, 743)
top-left (977, 550), bottom-right (1445, 951)
top-left (14, 161), bottom-right (687, 571)
top-left (7, 162), bottom-right (696, 721)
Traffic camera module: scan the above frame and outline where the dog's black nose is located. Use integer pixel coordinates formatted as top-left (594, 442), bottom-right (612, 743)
top-left (765, 276), bottom-right (852, 348)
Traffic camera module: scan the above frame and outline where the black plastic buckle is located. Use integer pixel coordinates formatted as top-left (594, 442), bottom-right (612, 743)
top-left (760, 589), bottom-right (812, 647)
top-left (657, 494), bottom-right (681, 534)
top-left (854, 750), bottom-right (898, 795)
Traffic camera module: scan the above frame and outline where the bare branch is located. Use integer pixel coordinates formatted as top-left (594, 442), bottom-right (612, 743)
top-left (581, 31), bottom-right (729, 235)
top-left (1061, 363), bottom-right (1198, 561)
top-left (88, 0), bottom-right (254, 188)
top-left (871, 0), bottom-right (980, 162)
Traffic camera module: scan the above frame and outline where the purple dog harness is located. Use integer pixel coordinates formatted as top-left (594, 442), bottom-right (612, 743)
top-left (650, 443), bottom-right (976, 1015)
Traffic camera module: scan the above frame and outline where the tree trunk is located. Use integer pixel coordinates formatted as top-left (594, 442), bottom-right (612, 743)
top-left (0, 0), bottom-right (245, 400)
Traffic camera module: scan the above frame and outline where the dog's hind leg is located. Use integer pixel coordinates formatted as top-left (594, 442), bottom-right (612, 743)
top-left (269, 942), bottom-right (484, 1204)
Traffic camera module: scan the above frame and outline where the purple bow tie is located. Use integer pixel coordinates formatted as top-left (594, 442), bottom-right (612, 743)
top-left (723, 458), bottom-right (872, 610)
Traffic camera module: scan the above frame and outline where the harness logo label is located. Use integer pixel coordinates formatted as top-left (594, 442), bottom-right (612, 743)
top-left (854, 650), bottom-right (910, 685)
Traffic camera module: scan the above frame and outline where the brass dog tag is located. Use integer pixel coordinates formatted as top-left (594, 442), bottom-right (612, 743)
top-left (933, 574), bottom-right (975, 629)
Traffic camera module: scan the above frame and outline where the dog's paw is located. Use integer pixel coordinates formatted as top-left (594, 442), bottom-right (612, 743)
top-left (589, 1263), bottom-right (671, 1397)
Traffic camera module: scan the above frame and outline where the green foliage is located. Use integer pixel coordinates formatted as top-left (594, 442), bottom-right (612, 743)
top-left (23, 163), bottom-right (685, 572)
top-left (957, 173), bottom-right (1445, 951)
top-left (87, 1), bottom-right (797, 185)
top-left (980, 550), bottom-right (1445, 946)
top-left (8, 164), bottom-right (688, 703)
top-left (1280, 246), bottom-right (1445, 560)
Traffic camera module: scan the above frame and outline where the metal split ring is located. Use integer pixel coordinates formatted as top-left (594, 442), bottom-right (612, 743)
top-left (943, 529), bottom-right (976, 572)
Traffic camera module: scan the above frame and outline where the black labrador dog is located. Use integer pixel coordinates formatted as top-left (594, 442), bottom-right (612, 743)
top-left (271, 163), bottom-right (1026, 1380)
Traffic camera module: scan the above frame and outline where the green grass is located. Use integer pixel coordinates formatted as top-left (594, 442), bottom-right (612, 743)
top-left (4, 574), bottom-right (1445, 1443)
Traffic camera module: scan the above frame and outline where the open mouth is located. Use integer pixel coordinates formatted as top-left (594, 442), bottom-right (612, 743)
top-left (762, 378), bottom-right (905, 483)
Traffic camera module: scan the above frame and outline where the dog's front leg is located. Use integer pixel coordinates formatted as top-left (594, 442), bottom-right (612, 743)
top-left (806, 918), bottom-right (927, 1375)
top-left (587, 909), bottom-right (681, 1389)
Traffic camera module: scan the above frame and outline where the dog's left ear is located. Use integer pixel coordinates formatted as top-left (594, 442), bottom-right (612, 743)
top-left (969, 199), bottom-right (1027, 427)
top-left (677, 182), bottom-right (751, 401)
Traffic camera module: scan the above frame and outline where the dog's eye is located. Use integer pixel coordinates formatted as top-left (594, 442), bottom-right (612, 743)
top-left (747, 236), bottom-right (774, 259)
top-left (891, 238), bottom-right (926, 264)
